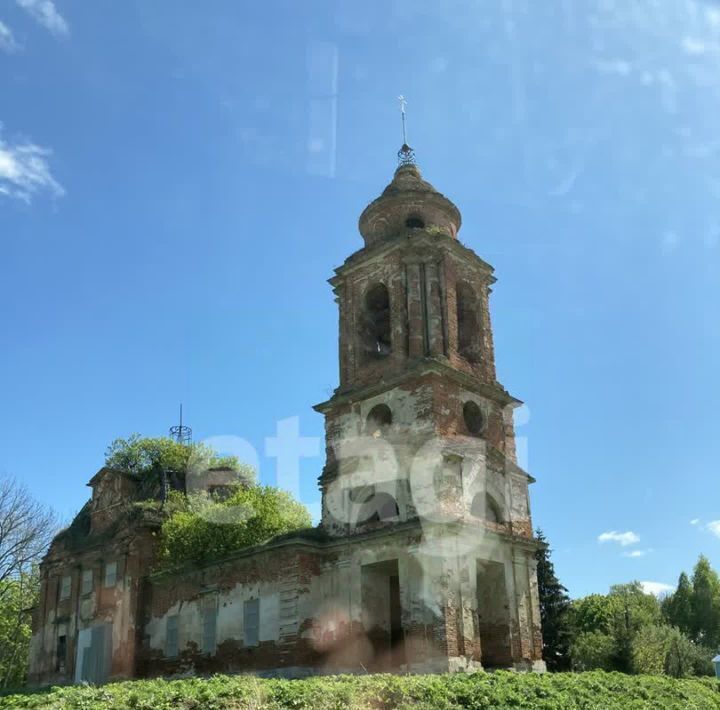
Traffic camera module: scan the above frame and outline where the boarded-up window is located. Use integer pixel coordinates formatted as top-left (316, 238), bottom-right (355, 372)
top-left (81, 569), bottom-right (93, 595)
top-left (202, 608), bottom-right (217, 654)
top-left (244, 598), bottom-right (260, 647)
top-left (104, 561), bottom-right (117, 588)
top-left (166, 615), bottom-right (179, 658)
top-left (59, 575), bottom-right (71, 601)
top-left (56, 632), bottom-right (67, 672)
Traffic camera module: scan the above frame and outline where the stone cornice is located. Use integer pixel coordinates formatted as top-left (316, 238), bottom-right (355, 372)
top-left (313, 357), bottom-right (521, 413)
top-left (329, 231), bottom-right (496, 287)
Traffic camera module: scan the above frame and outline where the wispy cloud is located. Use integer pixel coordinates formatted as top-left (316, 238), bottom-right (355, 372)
top-left (16, 0), bottom-right (68, 38)
top-left (689, 519), bottom-right (720, 538)
top-left (598, 530), bottom-right (640, 547)
top-left (0, 126), bottom-right (64, 203)
top-left (623, 549), bottom-right (652, 558)
top-left (707, 521), bottom-right (720, 538)
top-left (641, 581), bottom-right (674, 597)
top-left (593, 59), bottom-right (632, 77)
top-left (0, 20), bottom-right (20, 52)
top-left (681, 36), bottom-right (720, 56)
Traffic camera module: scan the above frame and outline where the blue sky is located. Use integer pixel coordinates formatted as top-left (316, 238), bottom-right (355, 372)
top-left (1, 0), bottom-right (719, 598)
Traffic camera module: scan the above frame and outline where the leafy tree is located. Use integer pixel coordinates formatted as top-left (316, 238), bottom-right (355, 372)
top-left (0, 571), bottom-right (38, 687)
top-left (570, 594), bottom-right (615, 636)
top-left (0, 478), bottom-right (55, 686)
top-left (569, 582), bottom-right (661, 673)
top-left (569, 631), bottom-right (616, 671)
top-left (534, 529), bottom-right (571, 670)
top-left (662, 572), bottom-right (693, 636)
top-left (158, 485), bottom-right (312, 569)
top-left (607, 582), bottom-right (662, 672)
top-left (631, 624), bottom-right (714, 678)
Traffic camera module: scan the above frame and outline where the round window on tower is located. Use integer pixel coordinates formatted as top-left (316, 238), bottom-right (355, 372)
top-left (463, 401), bottom-right (484, 436)
top-left (405, 215), bottom-right (425, 229)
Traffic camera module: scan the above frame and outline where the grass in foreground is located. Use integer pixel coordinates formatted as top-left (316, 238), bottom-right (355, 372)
top-left (1, 671), bottom-right (719, 710)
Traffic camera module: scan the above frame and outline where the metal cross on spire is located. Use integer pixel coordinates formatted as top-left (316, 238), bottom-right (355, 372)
top-left (397, 94), bottom-right (416, 167)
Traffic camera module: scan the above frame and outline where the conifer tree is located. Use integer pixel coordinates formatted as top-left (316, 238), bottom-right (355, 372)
top-left (662, 571), bottom-right (693, 635)
top-left (535, 528), bottom-right (572, 670)
top-left (690, 555), bottom-right (720, 648)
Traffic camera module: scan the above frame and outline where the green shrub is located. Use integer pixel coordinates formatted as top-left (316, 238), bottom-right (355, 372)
top-left (631, 625), bottom-right (715, 678)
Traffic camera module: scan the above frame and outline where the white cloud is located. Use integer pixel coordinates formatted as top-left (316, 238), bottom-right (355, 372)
top-left (0, 20), bottom-right (19, 52)
top-left (594, 59), bottom-right (632, 77)
top-left (707, 521), bottom-right (720, 538)
top-left (641, 581), bottom-right (674, 597)
top-left (623, 549), bottom-right (652, 558)
top-left (691, 518), bottom-right (701, 526)
top-left (598, 530), bottom-right (640, 547)
top-left (0, 126), bottom-right (64, 203)
top-left (16, 0), bottom-right (68, 38)
top-left (682, 37), bottom-right (708, 56)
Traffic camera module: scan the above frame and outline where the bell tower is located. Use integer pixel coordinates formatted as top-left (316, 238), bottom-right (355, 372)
top-left (316, 147), bottom-right (528, 532)
top-left (314, 144), bottom-right (544, 671)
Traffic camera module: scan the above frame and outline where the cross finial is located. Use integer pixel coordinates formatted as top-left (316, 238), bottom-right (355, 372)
top-left (397, 95), bottom-right (416, 167)
top-left (398, 95), bottom-right (408, 144)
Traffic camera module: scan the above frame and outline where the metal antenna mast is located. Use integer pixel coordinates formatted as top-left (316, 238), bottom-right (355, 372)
top-left (397, 95), bottom-right (416, 166)
top-left (169, 403), bottom-right (192, 445)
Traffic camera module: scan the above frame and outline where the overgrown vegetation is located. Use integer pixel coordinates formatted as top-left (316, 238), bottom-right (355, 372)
top-left (1, 671), bottom-right (719, 709)
top-left (104, 434), bottom-right (253, 486)
top-left (102, 435), bottom-right (312, 571)
top-left (156, 487), bottom-right (313, 570)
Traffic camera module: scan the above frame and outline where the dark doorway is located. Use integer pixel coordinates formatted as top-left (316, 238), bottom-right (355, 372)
top-left (361, 559), bottom-right (405, 669)
top-left (476, 561), bottom-right (512, 667)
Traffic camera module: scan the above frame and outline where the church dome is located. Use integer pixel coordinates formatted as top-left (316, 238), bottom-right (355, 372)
top-left (358, 155), bottom-right (462, 247)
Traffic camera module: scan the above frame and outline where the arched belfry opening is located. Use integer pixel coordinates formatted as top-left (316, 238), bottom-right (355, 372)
top-left (471, 492), bottom-right (504, 524)
top-left (456, 282), bottom-right (480, 363)
top-left (358, 492), bottom-right (400, 523)
top-left (362, 283), bottom-right (392, 359)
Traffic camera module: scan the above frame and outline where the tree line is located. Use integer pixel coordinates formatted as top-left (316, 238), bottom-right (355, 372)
top-left (536, 529), bottom-right (719, 677)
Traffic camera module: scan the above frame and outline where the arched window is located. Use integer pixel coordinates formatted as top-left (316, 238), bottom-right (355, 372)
top-left (405, 215), bottom-right (425, 229)
top-left (471, 492), bottom-right (504, 524)
top-left (456, 282), bottom-right (480, 362)
top-left (363, 283), bottom-right (392, 359)
top-left (463, 401), bottom-right (484, 436)
top-left (366, 404), bottom-right (392, 437)
top-left (358, 492), bottom-right (400, 523)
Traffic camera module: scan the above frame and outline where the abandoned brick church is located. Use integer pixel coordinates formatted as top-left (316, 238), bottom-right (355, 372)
top-left (28, 147), bottom-right (545, 685)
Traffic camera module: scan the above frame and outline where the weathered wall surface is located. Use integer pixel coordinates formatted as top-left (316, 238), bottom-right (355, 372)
top-left (29, 523), bottom-right (157, 685)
